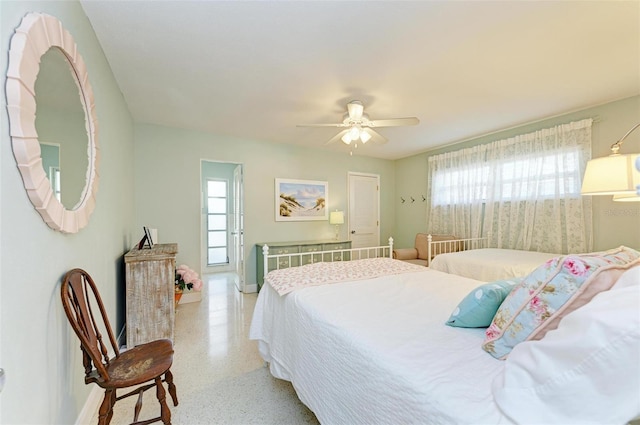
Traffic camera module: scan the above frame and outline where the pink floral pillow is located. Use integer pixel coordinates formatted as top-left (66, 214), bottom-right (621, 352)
top-left (482, 246), bottom-right (640, 359)
top-left (528, 256), bottom-right (640, 342)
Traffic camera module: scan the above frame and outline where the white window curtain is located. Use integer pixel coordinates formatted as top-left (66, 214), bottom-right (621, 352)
top-left (427, 119), bottom-right (593, 254)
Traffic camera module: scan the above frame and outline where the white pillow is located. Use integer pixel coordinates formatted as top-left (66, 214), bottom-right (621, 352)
top-left (492, 266), bottom-right (640, 425)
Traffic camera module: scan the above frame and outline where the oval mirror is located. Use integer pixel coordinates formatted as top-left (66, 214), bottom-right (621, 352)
top-left (35, 47), bottom-right (90, 210)
top-left (6, 13), bottom-right (99, 233)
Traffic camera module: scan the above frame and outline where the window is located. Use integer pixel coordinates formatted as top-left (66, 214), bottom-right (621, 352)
top-left (206, 179), bottom-right (228, 265)
top-left (432, 149), bottom-right (582, 206)
top-left (427, 119), bottom-right (593, 254)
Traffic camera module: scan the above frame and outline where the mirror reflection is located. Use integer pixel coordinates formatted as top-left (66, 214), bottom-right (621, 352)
top-left (34, 47), bottom-right (89, 210)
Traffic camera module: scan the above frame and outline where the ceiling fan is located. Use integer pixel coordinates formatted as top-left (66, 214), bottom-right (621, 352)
top-left (297, 100), bottom-right (419, 148)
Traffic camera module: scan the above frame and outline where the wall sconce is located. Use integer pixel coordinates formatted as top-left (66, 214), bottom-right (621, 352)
top-left (581, 123), bottom-right (640, 202)
top-left (612, 192), bottom-right (640, 202)
top-left (329, 210), bottom-right (344, 240)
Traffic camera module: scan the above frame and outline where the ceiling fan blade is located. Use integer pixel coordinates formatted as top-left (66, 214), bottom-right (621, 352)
top-left (297, 123), bottom-right (347, 128)
top-left (367, 117), bottom-right (419, 127)
top-left (363, 128), bottom-right (388, 145)
top-left (325, 129), bottom-right (349, 145)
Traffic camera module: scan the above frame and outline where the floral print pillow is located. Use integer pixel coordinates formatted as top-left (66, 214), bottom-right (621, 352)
top-left (482, 246), bottom-right (640, 359)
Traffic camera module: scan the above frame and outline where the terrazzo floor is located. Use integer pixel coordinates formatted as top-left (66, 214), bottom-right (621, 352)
top-left (90, 272), bottom-right (319, 425)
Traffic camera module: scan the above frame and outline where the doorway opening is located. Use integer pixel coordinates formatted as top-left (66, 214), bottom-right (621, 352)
top-left (201, 160), bottom-right (245, 291)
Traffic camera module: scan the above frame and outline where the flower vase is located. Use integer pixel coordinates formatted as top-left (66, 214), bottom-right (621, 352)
top-left (174, 287), bottom-right (183, 309)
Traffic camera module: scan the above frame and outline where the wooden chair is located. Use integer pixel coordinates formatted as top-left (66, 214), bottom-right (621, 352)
top-left (61, 268), bottom-right (178, 425)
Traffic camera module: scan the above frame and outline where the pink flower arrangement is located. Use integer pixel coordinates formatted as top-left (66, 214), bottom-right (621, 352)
top-left (175, 264), bottom-right (203, 291)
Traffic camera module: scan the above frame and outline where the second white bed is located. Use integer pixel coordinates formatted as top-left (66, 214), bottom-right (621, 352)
top-left (429, 248), bottom-right (558, 281)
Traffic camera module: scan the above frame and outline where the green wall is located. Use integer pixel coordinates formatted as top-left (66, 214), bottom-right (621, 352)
top-left (1, 1), bottom-right (135, 423)
top-left (133, 123), bottom-right (396, 289)
top-left (394, 95), bottom-right (640, 251)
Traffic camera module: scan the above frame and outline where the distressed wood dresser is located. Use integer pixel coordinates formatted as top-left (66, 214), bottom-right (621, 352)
top-left (124, 243), bottom-right (178, 348)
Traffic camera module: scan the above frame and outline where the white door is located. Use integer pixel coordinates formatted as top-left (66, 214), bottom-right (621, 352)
top-left (348, 172), bottom-right (380, 248)
top-left (232, 165), bottom-right (245, 291)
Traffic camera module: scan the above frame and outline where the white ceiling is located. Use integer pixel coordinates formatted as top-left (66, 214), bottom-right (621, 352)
top-left (80, 1), bottom-right (640, 160)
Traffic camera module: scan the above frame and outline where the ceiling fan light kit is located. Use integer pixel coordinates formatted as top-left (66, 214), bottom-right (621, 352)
top-left (298, 100), bottom-right (419, 151)
top-left (341, 125), bottom-right (372, 145)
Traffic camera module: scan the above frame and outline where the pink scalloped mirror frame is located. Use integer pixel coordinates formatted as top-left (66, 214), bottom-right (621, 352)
top-left (5, 12), bottom-right (99, 233)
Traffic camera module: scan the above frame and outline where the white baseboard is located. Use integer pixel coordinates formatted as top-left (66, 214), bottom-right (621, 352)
top-left (75, 385), bottom-right (102, 425)
top-left (243, 283), bottom-right (257, 293)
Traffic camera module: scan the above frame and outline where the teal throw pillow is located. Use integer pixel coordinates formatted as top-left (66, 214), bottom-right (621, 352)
top-left (446, 277), bottom-right (523, 328)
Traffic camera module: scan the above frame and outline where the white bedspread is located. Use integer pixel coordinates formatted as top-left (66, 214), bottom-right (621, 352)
top-left (430, 248), bottom-right (558, 281)
top-left (249, 267), bottom-right (513, 425)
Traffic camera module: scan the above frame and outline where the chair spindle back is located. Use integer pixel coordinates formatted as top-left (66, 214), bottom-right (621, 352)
top-left (61, 269), bottom-right (120, 383)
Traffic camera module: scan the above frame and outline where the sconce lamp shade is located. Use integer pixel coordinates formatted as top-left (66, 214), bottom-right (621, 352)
top-left (612, 193), bottom-right (640, 202)
top-left (329, 211), bottom-right (345, 225)
top-left (581, 153), bottom-right (640, 196)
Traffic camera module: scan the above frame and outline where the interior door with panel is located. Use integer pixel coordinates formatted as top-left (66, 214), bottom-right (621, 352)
top-left (348, 172), bottom-right (380, 248)
top-left (232, 164), bottom-right (245, 291)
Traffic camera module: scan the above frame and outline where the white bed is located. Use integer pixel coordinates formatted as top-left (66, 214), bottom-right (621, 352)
top-left (249, 239), bottom-right (510, 425)
top-left (429, 248), bottom-right (558, 281)
top-left (250, 243), bottom-right (640, 425)
top-left (250, 259), bottom-right (513, 424)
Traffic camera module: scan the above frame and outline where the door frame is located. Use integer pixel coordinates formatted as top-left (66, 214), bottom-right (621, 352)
top-left (200, 160), bottom-right (245, 287)
top-left (232, 164), bottom-right (245, 291)
top-left (347, 171), bottom-right (380, 248)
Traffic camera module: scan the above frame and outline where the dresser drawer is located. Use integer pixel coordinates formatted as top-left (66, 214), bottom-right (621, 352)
top-left (322, 241), bottom-right (351, 262)
top-left (267, 246), bottom-right (299, 270)
top-left (323, 242), bottom-right (350, 251)
top-left (270, 245), bottom-right (300, 255)
top-left (299, 244), bottom-right (321, 264)
top-left (300, 244), bottom-right (323, 253)
top-left (323, 251), bottom-right (351, 262)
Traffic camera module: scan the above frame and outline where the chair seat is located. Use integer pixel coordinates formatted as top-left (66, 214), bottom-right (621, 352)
top-left (98, 339), bottom-right (174, 389)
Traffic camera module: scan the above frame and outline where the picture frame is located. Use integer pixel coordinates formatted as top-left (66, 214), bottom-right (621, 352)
top-left (137, 226), bottom-right (154, 249)
top-left (144, 226), bottom-right (154, 248)
top-left (275, 178), bottom-right (328, 221)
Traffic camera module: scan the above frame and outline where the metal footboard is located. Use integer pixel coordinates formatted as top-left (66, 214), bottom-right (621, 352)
top-left (427, 235), bottom-right (487, 266)
top-left (263, 237), bottom-right (394, 277)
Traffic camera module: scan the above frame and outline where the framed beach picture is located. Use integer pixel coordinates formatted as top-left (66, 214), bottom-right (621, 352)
top-left (275, 178), bottom-right (328, 221)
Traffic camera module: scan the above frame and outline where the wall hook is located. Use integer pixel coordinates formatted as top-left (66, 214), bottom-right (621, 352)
top-left (401, 197), bottom-right (406, 203)
top-left (410, 196), bottom-right (415, 203)
top-left (422, 195), bottom-right (426, 202)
